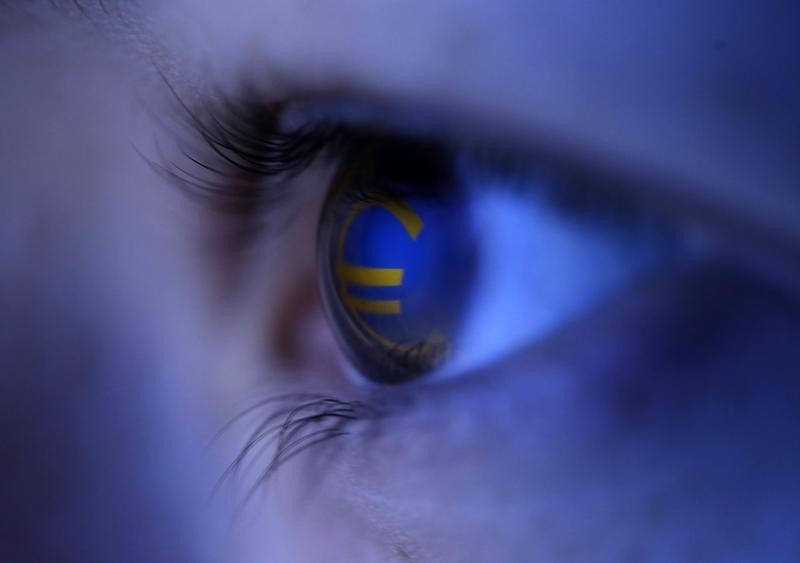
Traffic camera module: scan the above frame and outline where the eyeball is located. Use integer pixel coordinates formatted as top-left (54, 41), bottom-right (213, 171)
top-left (318, 135), bottom-right (684, 387)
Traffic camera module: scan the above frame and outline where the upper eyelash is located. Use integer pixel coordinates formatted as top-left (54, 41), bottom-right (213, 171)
top-left (153, 77), bottom-right (341, 216)
top-left (156, 82), bottom-right (534, 219)
top-left (156, 81), bottom-right (471, 220)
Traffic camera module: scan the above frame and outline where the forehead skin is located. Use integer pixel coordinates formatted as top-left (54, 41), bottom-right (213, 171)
top-left (153, 0), bottom-right (800, 248)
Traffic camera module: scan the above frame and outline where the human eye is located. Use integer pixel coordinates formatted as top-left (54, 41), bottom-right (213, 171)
top-left (162, 91), bottom-right (796, 394)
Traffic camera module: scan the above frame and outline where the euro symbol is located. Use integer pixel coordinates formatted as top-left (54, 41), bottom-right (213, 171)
top-left (336, 194), bottom-right (423, 345)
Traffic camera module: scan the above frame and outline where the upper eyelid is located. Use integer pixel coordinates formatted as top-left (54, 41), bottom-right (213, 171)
top-left (168, 86), bottom-right (800, 273)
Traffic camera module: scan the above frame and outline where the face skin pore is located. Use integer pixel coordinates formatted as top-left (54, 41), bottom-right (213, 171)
top-left (0, 2), bottom-right (798, 562)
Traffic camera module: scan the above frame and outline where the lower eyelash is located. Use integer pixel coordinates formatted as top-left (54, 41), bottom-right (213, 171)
top-left (214, 393), bottom-right (376, 507)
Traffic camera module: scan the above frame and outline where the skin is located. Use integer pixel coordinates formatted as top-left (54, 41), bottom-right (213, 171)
top-left (1, 1), bottom-right (798, 562)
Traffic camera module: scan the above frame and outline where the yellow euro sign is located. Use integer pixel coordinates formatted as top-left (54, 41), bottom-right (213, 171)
top-left (336, 194), bottom-right (423, 317)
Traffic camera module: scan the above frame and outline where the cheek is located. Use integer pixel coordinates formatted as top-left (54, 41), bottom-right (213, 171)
top-left (288, 265), bottom-right (800, 562)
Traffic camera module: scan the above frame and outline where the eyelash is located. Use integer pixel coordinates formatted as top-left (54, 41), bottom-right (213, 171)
top-left (154, 79), bottom-right (341, 217)
top-left (213, 393), bottom-right (376, 505)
